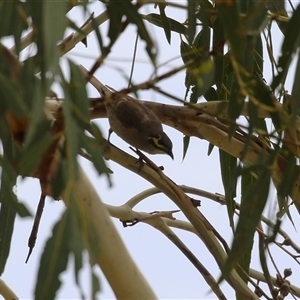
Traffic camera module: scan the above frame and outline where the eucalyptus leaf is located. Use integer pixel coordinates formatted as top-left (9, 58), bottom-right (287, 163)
top-left (144, 13), bottom-right (187, 36)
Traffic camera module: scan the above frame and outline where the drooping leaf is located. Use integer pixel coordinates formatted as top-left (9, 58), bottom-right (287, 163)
top-left (238, 169), bottom-right (257, 281)
top-left (219, 150), bottom-right (237, 229)
top-left (181, 27), bottom-right (214, 101)
top-left (106, 0), bottom-right (123, 44)
top-left (182, 135), bottom-right (190, 161)
top-left (291, 51), bottom-right (300, 118)
top-left (242, 2), bottom-right (269, 36)
top-left (91, 15), bottom-right (104, 55)
top-left (27, 0), bottom-right (67, 77)
top-left (227, 75), bottom-right (244, 123)
top-left (212, 17), bottom-right (225, 92)
top-left (0, 116), bottom-right (31, 275)
top-left (143, 13), bottom-right (187, 36)
top-left (277, 154), bottom-right (299, 200)
top-left (117, 0), bottom-right (155, 60)
top-left (253, 34), bottom-right (263, 75)
top-left (61, 60), bottom-right (91, 181)
top-left (18, 119), bottom-right (53, 176)
top-left (68, 62), bottom-right (90, 129)
top-left (34, 209), bottom-right (73, 299)
top-left (0, 157), bottom-right (18, 275)
top-left (204, 87), bottom-right (219, 102)
top-left (187, 0), bottom-right (196, 44)
top-left (0, 0), bottom-right (29, 54)
top-left (271, 4), bottom-right (300, 91)
top-left (221, 165), bottom-right (271, 280)
top-left (207, 143), bottom-right (214, 156)
top-left (266, 0), bottom-right (288, 34)
top-left (158, 4), bottom-right (171, 44)
top-left (251, 75), bottom-right (281, 130)
top-left (0, 191), bottom-right (16, 276)
top-left (91, 268), bottom-right (101, 299)
top-left (80, 133), bottom-right (111, 179)
top-left (51, 157), bottom-right (68, 199)
top-left (215, 0), bottom-right (244, 62)
top-left (0, 72), bottom-right (26, 116)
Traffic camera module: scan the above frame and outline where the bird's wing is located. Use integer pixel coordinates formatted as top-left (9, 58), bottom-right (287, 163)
top-left (113, 100), bottom-right (147, 129)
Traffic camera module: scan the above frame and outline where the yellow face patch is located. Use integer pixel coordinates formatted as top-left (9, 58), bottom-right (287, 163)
top-left (149, 136), bottom-right (166, 151)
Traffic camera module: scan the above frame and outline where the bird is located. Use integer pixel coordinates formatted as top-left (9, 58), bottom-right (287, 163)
top-left (100, 85), bottom-right (174, 159)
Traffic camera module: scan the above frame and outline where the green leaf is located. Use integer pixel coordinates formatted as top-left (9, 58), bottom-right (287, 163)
top-left (18, 120), bottom-right (53, 176)
top-left (266, 0), bottom-right (288, 33)
top-left (0, 0), bottom-right (29, 54)
top-left (0, 157), bottom-right (18, 275)
top-left (180, 40), bottom-right (198, 65)
top-left (28, 0), bottom-right (67, 77)
top-left (221, 165), bottom-right (271, 280)
top-left (106, 0), bottom-right (123, 44)
top-left (118, 0), bottom-right (155, 60)
top-left (61, 61), bottom-right (91, 180)
top-left (189, 58), bottom-right (215, 99)
top-left (228, 75), bottom-right (244, 122)
top-left (219, 150), bottom-right (237, 229)
top-left (0, 196), bottom-right (16, 276)
top-left (34, 209), bottom-right (72, 299)
top-left (68, 61), bottom-right (90, 129)
top-left (271, 4), bottom-right (300, 91)
top-left (237, 170), bottom-right (257, 283)
top-left (91, 268), bottom-right (101, 299)
top-left (215, 0), bottom-right (244, 62)
top-left (242, 2), bottom-right (269, 36)
top-left (182, 135), bottom-right (190, 161)
top-left (22, 74), bottom-right (51, 149)
top-left (251, 76), bottom-right (281, 130)
top-left (81, 133), bottom-right (111, 179)
top-left (181, 29), bottom-right (214, 100)
top-left (207, 143), bottom-right (214, 156)
top-left (253, 34), bottom-right (263, 75)
top-left (91, 15), bottom-right (104, 55)
top-left (12, 200), bottom-right (32, 217)
top-left (204, 87), bottom-right (219, 102)
top-left (187, 0), bottom-right (196, 44)
top-left (158, 4), bottom-right (171, 44)
top-left (212, 17), bottom-right (225, 92)
top-left (143, 13), bottom-right (187, 36)
top-left (51, 157), bottom-right (68, 199)
top-left (0, 72), bottom-right (26, 117)
top-left (291, 50), bottom-right (300, 117)
top-left (277, 155), bottom-right (299, 199)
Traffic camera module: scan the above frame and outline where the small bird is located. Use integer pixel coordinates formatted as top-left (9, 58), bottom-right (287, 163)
top-left (100, 85), bottom-right (174, 159)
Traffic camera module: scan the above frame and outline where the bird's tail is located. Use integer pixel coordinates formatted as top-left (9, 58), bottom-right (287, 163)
top-left (79, 64), bottom-right (114, 100)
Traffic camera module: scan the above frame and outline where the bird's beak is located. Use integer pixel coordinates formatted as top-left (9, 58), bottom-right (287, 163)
top-left (168, 150), bottom-right (174, 160)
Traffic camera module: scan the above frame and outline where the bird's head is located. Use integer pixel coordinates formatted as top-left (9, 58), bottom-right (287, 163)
top-left (148, 132), bottom-right (174, 159)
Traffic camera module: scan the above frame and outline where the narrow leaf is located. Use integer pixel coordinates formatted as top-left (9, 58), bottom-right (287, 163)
top-left (221, 166), bottom-right (271, 280)
top-left (187, 0), bottom-right (196, 44)
top-left (271, 4), bottom-right (300, 91)
top-left (182, 135), bottom-right (190, 161)
top-left (0, 176), bottom-right (17, 275)
top-left (34, 208), bottom-right (74, 299)
top-left (219, 150), bottom-right (237, 229)
top-left (158, 4), bottom-right (171, 44)
top-left (144, 13), bottom-right (187, 36)
top-left (216, 0), bottom-right (244, 62)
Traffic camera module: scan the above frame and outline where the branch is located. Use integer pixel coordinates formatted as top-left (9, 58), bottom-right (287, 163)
top-left (0, 278), bottom-right (19, 300)
top-left (66, 165), bottom-right (157, 299)
top-left (100, 143), bottom-right (259, 299)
